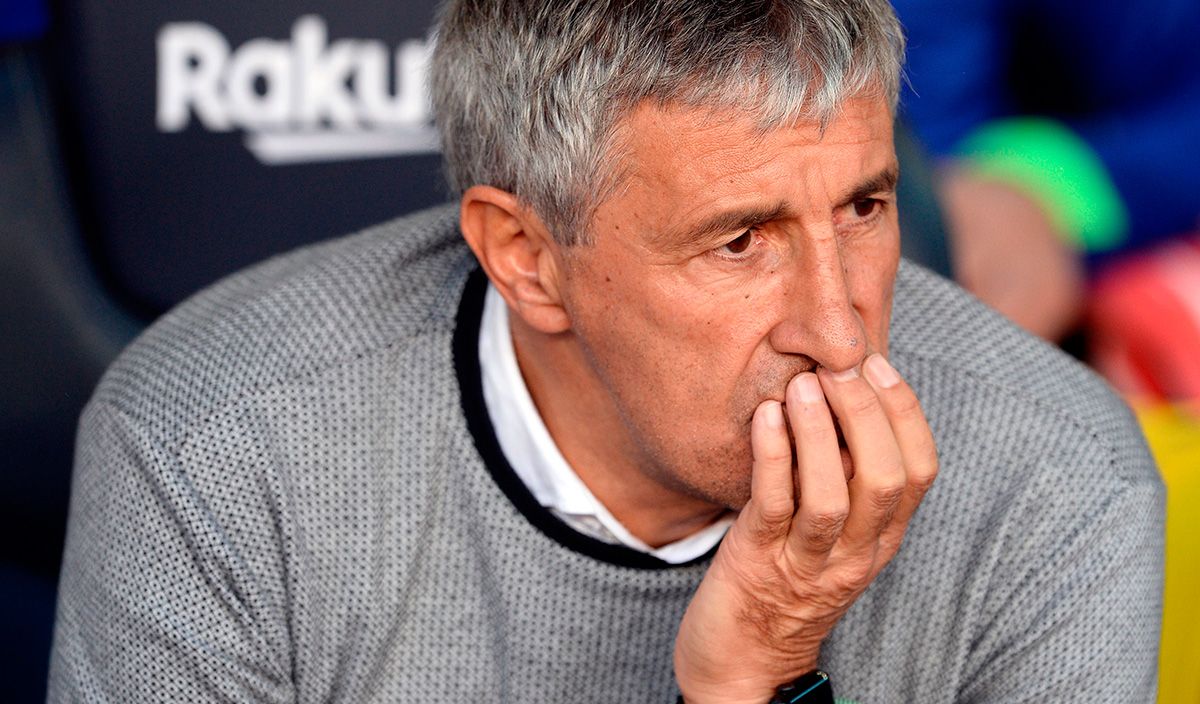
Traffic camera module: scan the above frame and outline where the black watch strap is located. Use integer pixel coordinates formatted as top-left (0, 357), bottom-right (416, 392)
top-left (768, 670), bottom-right (833, 704)
top-left (673, 670), bottom-right (833, 704)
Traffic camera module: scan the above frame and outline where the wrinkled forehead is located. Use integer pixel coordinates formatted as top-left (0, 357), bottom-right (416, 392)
top-left (598, 96), bottom-right (897, 224)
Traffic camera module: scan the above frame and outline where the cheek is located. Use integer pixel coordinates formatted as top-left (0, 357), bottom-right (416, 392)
top-left (607, 293), bottom-right (746, 405)
top-left (571, 276), bottom-right (685, 396)
top-left (576, 273), bottom-right (768, 433)
top-left (845, 232), bottom-right (900, 351)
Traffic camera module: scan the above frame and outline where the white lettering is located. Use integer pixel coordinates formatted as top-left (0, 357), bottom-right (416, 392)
top-left (156, 23), bottom-right (232, 131)
top-left (292, 15), bottom-right (359, 129)
top-left (155, 15), bottom-right (439, 162)
top-left (357, 40), bottom-right (430, 125)
top-left (225, 39), bottom-right (293, 129)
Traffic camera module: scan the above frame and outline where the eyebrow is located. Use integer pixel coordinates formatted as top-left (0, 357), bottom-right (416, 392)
top-left (658, 164), bottom-right (900, 252)
top-left (655, 201), bottom-right (793, 252)
top-left (840, 165), bottom-right (900, 208)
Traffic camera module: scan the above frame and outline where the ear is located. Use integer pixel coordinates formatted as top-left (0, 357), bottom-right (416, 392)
top-left (459, 186), bottom-right (571, 334)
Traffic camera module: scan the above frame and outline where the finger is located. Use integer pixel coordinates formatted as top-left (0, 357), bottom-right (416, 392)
top-left (784, 372), bottom-right (850, 560)
top-left (861, 354), bottom-right (939, 551)
top-left (740, 400), bottom-right (795, 543)
top-left (817, 364), bottom-right (906, 552)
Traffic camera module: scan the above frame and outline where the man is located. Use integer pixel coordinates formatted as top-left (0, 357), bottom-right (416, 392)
top-left (49, 1), bottom-right (1163, 702)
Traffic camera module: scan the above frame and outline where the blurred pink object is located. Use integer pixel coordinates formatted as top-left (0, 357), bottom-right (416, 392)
top-left (1088, 231), bottom-right (1200, 405)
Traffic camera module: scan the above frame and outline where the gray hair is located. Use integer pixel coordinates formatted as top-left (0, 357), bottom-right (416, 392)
top-left (430, 0), bottom-right (906, 245)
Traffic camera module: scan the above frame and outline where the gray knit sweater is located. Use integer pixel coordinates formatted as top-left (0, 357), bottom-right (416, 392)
top-left (49, 205), bottom-right (1164, 703)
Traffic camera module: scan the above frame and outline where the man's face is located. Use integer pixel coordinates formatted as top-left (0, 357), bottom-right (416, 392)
top-left (555, 96), bottom-right (901, 509)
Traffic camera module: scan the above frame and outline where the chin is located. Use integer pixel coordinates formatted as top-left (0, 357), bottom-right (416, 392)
top-left (704, 481), bottom-right (754, 512)
top-left (686, 434), bottom-right (854, 510)
top-left (684, 442), bottom-right (756, 510)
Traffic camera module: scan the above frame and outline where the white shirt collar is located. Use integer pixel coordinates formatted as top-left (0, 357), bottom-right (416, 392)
top-left (478, 283), bottom-right (731, 563)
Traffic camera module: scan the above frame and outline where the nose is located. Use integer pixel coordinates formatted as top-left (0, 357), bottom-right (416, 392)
top-left (767, 228), bottom-right (868, 373)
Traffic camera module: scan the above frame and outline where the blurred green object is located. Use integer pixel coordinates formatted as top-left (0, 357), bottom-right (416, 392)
top-left (956, 117), bottom-right (1128, 252)
top-left (1135, 403), bottom-right (1200, 704)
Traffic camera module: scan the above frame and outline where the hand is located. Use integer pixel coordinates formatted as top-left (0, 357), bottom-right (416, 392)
top-left (938, 167), bottom-right (1085, 341)
top-left (673, 355), bottom-right (939, 704)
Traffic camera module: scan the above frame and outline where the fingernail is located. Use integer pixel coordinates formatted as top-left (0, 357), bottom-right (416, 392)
top-left (826, 366), bottom-right (858, 383)
top-left (764, 401), bottom-right (784, 428)
top-left (791, 373), bottom-right (823, 404)
top-left (864, 354), bottom-right (900, 388)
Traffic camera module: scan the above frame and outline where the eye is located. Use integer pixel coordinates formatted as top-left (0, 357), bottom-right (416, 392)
top-left (852, 198), bottom-right (881, 219)
top-left (720, 230), bottom-right (754, 255)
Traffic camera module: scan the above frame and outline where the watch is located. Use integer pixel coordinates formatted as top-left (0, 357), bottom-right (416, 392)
top-left (768, 670), bottom-right (833, 704)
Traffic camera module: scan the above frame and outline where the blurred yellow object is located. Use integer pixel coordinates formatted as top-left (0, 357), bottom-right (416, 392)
top-left (1136, 403), bottom-right (1200, 704)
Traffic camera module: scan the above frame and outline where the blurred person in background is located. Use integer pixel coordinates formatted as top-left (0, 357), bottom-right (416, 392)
top-left (895, 4), bottom-right (1200, 699)
top-left (895, 0), bottom-right (1200, 403)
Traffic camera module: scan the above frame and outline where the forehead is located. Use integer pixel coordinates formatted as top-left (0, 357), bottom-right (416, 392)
top-left (604, 96), bottom-right (895, 226)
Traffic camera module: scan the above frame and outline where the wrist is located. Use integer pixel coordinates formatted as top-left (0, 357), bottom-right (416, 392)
top-left (675, 673), bottom-right (778, 704)
top-left (675, 654), bottom-right (820, 704)
top-left (677, 668), bottom-right (832, 704)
